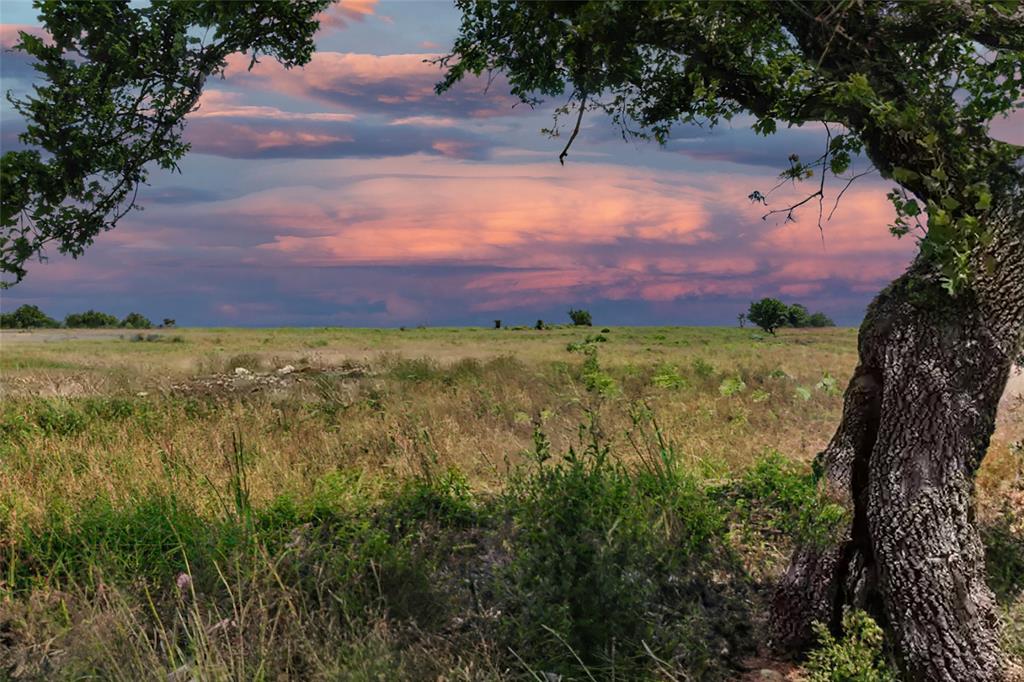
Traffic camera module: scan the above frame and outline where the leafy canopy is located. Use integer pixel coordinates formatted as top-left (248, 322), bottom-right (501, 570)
top-left (0, 304), bottom-right (59, 329)
top-left (1, 0), bottom-right (330, 286)
top-left (441, 1), bottom-right (1024, 293)
top-left (747, 298), bottom-right (790, 336)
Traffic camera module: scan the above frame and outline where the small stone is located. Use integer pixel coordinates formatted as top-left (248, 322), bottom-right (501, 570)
top-left (234, 367), bottom-right (252, 376)
top-left (136, 391), bottom-right (148, 397)
top-left (759, 670), bottom-right (785, 681)
top-left (276, 365), bottom-right (295, 375)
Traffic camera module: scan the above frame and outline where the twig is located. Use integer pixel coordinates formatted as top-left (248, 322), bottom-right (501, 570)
top-left (559, 93), bottom-right (587, 165)
top-left (827, 167), bottom-right (877, 220)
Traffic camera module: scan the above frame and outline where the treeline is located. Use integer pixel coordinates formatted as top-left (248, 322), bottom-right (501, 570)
top-left (0, 305), bottom-right (174, 330)
top-left (744, 298), bottom-right (835, 335)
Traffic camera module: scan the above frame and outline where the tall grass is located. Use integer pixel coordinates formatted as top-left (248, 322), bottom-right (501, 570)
top-left (1, 327), bottom-right (1020, 679)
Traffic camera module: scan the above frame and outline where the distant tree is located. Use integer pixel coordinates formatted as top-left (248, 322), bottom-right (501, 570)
top-left (786, 304), bottom-right (811, 329)
top-left (0, 304), bottom-right (59, 329)
top-left (747, 298), bottom-right (789, 336)
top-left (808, 312), bottom-right (836, 328)
top-left (120, 312), bottom-right (152, 329)
top-left (568, 308), bottom-right (592, 326)
top-left (737, 313), bottom-right (746, 329)
top-left (535, 319), bottom-right (545, 330)
top-left (494, 319), bottom-right (502, 329)
top-left (162, 318), bottom-right (176, 328)
top-left (65, 310), bottom-right (119, 328)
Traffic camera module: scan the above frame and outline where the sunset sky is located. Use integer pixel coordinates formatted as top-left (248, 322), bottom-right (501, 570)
top-left (2, 0), bottom-right (1021, 327)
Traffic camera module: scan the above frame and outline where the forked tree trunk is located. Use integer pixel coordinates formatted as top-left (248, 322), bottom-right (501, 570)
top-left (771, 204), bottom-right (1024, 680)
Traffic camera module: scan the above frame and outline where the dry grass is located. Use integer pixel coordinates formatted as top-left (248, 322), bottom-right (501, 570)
top-left (1, 325), bottom-right (1021, 680)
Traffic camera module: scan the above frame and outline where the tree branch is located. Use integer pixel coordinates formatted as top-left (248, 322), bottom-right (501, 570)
top-left (559, 93), bottom-right (587, 166)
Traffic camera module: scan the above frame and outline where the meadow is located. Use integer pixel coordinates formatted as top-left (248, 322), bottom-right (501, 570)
top-left (1, 326), bottom-right (1021, 680)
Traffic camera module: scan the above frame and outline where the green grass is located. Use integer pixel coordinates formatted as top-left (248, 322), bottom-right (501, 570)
top-left (0, 326), bottom-right (1020, 680)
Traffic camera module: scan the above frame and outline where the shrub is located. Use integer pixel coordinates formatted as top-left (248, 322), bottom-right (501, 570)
top-left (0, 304), bottom-right (60, 329)
top-left (651, 363), bottom-right (688, 389)
top-left (568, 308), bottom-right (592, 326)
top-left (692, 357), bottom-right (716, 378)
top-left (65, 309), bottom-right (119, 328)
top-left (388, 357), bottom-right (440, 383)
top-left (120, 312), bottom-right (152, 329)
top-left (805, 609), bottom-right (897, 682)
top-left (386, 468), bottom-right (477, 530)
top-left (500, 429), bottom-right (746, 677)
top-left (731, 452), bottom-right (848, 546)
top-left (747, 298), bottom-right (789, 335)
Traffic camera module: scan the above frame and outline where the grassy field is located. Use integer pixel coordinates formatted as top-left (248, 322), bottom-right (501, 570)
top-left (1, 326), bottom-right (1021, 680)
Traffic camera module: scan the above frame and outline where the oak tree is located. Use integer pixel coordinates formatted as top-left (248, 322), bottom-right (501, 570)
top-left (440, 2), bottom-right (1024, 680)
top-left (748, 297), bottom-right (791, 335)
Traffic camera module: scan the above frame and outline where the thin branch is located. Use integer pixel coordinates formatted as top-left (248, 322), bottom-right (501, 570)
top-left (815, 122), bottom-right (831, 246)
top-left (827, 167), bottom-right (877, 220)
top-left (559, 92), bottom-right (587, 166)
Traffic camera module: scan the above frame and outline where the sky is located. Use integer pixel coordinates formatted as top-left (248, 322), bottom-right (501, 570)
top-left (1, 0), bottom-right (1021, 327)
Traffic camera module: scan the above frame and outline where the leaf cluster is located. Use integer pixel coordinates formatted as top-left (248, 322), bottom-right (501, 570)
top-left (441, 1), bottom-right (1024, 292)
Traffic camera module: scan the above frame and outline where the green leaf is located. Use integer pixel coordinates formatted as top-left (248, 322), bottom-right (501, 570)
top-left (891, 167), bottom-right (918, 183)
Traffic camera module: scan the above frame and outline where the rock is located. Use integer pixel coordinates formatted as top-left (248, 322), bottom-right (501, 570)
top-left (276, 365), bottom-right (295, 375)
top-left (234, 367), bottom-right (252, 376)
top-left (759, 670), bottom-right (785, 681)
top-left (136, 391), bottom-right (148, 397)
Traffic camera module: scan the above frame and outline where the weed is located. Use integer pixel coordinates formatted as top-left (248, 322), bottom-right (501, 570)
top-left (816, 371), bottom-right (841, 396)
top-left (651, 363), bottom-right (688, 390)
top-left (499, 426), bottom-right (749, 678)
top-left (692, 357), bottom-right (716, 378)
top-left (719, 376), bottom-right (747, 397)
top-left (728, 451), bottom-right (848, 547)
top-left (805, 609), bottom-right (897, 682)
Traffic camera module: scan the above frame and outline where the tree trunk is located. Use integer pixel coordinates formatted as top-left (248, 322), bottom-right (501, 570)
top-left (771, 203), bottom-right (1024, 680)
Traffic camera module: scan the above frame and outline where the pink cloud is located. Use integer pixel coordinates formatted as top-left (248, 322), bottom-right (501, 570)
top-left (0, 23), bottom-right (48, 48)
top-left (315, 0), bottom-right (379, 31)
top-left (186, 122), bottom-right (353, 155)
top-left (780, 282), bottom-right (824, 296)
top-left (222, 51), bottom-right (517, 117)
top-left (228, 166), bottom-right (713, 265)
top-left (192, 89), bottom-right (356, 122)
top-left (144, 157), bottom-right (909, 311)
top-left (989, 106), bottom-right (1023, 146)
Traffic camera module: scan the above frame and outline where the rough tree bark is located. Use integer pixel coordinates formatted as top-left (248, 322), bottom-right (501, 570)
top-left (771, 198), bottom-right (1024, 680)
